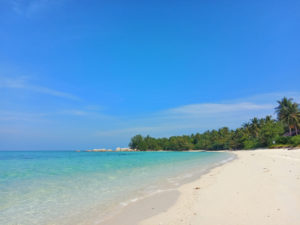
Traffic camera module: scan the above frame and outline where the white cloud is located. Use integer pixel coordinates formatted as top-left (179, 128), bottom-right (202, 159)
top-left (164, 102), bottom-right (273, 116)
top-left (0, 76), bottom-right (80, 101)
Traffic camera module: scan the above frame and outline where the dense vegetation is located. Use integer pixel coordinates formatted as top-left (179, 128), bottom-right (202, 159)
top-left (129, 97), bottom-right (300, 151)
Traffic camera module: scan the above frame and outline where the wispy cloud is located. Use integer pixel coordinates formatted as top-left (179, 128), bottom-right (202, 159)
top-left (164, 102), bottom-right (273, 117)
top-left (59, 110), bottom-right (91, 116)
top-left (0, 76), bottom-right (80, 101)
top-left (58, 109), bottom-right (114, 120)
top-left (0, 107), bottom-right (113, 122)
top-left (10, 0), bottom-right (62, 16)
top-left (95, 93), bottom-right (300, 138)
top-left (27, 85), bottom-right (80, 101)
top-left (0, 110), bottom-right (48, 121)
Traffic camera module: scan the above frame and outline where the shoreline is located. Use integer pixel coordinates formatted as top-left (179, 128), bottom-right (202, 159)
top-left (100, 151), bottom-right (236, 225)
top-left (102, 148), bottom-right (300, 225)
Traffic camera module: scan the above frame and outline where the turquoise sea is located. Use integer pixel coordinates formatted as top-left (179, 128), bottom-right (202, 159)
top-left (0, 151), bottom-right (234, 225)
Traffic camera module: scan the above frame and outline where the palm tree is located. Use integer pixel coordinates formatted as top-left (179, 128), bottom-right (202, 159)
top-left (265, 115), bottom-right (272, 123)
top-left (250, 117), bottom-right (260, 138)
top-left (275, 97), bottom-right (300, 135)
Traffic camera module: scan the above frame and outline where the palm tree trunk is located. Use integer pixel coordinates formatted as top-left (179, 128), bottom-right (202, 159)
top-left (295, 125), bottom-right (298, 135)
top-left (289, 126), bottom-right (292, 136)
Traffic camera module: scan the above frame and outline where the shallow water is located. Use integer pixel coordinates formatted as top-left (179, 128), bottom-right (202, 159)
top-left (0, 151), bottom-right (233, 225)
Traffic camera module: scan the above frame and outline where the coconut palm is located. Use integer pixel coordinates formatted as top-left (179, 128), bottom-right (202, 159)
top-left (275, 97), bottom-right (300, 135)
top-left (250, 117), bottom-right (260, 138)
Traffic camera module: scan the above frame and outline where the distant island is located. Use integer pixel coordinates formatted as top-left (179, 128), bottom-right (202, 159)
top-left (129, 97), bottom-right (300, 151)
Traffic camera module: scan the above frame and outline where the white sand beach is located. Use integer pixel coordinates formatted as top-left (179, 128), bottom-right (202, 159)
top-left (140, 149), bottom-right (300, 225)
top-left (104, 149), bottom-right (300, 225)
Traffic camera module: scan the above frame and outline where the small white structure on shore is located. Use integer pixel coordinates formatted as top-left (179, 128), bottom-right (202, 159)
top-left (115, 147), bottom-right (135, 151)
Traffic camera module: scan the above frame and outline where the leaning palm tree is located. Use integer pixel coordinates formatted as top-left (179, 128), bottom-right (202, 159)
top-left (275, 97), bottom-right (300, 135)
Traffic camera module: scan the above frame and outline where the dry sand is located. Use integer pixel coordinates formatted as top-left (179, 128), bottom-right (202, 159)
top-left (103, 149), bottom-right (300, 225)
top-left (139, 149), bottom-right (300, 225)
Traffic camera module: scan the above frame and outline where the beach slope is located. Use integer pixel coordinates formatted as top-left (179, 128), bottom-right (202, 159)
top-left (139, 149), bottom-right (300, 225)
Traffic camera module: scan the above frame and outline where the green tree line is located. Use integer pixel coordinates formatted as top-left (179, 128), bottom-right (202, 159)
top-left (129, 97), bottom-right (300, 151)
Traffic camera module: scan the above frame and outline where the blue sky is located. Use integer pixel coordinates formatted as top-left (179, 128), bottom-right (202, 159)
top-left (0, 0), bottom-right (300, 150)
